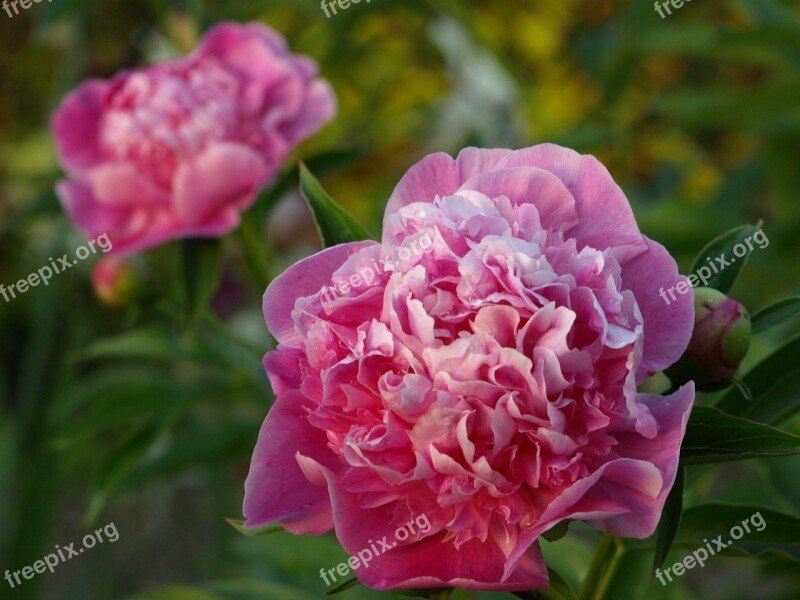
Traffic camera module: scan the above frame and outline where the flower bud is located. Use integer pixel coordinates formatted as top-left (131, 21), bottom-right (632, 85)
top-left (91, 256), bottom-right (140, 308)
top-left (666, 287), bottom-right (751, 391)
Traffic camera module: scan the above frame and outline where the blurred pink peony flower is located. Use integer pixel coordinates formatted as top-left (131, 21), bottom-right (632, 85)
top-left (52, 22), bottom-right (336, 254)
top-left (245, 145), bottom-right (696, 591)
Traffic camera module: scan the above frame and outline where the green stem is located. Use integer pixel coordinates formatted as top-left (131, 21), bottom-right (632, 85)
top-left (237, 214), bottom-right (272, 292)
top-left (580, 534), bottom-right (622, 600)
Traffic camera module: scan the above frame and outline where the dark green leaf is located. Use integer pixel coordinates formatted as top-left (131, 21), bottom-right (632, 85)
top-left (205, 580), bottom-right (318, 600)
top-left (542, 520), bottom-right (570, 542)
top-left (326, 577), bottom-right (359, 595)
top-left (688, 223), bottom-right (761, 293)
top-left (224, 518), bottom-right (282, 537)
top-left (515, 568), bottom-right (579, 600)
top-left (251, 147), bottom-right (369, 223)
top-left (675, 504), bottom-right (800, 560)
top-left (681, 406), bottom-right (800, 464)
top-left (653, 465), bottom-right (685, 570)
top-left (299, 162), bottom-right (373, 247)
top-left (77, 327), bottom-right (211, 365)
top-left (751, 297), bottom-right (800, 333)
top-left (716, 336), bottom-right (800, 424)
top-left (180, 238), bottom-right (223, 320)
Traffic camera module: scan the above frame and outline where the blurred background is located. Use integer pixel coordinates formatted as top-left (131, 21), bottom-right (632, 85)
top-left (1, 0), bottom-right (799, 599)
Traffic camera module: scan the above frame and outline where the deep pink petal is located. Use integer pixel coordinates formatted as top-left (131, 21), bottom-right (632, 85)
top-left (318, 462), bottom-right (549, 591)
top-left (52, 80), bottom-right (110, 175)
top-left (243, 390), bottom-right (338, 533)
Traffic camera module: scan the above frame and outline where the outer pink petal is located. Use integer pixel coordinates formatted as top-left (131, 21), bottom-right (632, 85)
top-left (198, 21), bottom-right (288, 65)
top-left (383, 148), bottom-right (513, 218)
top-left (497, 144), bottom-right (648, 263)
top-left (591, 383), bottom-right (695, 536)
top-left (172, 143), bottom-right (267, 227)
top-left (263, 241), bottom-right (379, 346)
top-left (280, 78), bottom-right (337, 144)
top-left (317, 462), bottom-right (549, 591)
top-left (243, 390), bottom-right (338, 533)
top-left (621, 236), bottom-right (694, 381)
top-left (52, 80), bottom-right (110, 175)
top-left (458, 166), bottom-right (579, 232)
top-left (56, 179), bottom-right (128, 237)
top-left (355, 534), bottom-right (549, 591)
top-left (532, 384), bottom-right (694, 539)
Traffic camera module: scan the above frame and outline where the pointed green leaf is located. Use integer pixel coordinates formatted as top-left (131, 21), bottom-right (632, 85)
top-left (652, 465), bottom-right (685, 570)
top-left (180, 237), bottom-right (223, 320)
top-left (299, 162), bottom-right (373, 247)
top-left (688, 223), bottom-right (761, 293)
top-left (326, 578), bottom-right (359, 595)
top-left (224, 518), bottom-right (282, 537)
top-left (751, 297), bottom-right (800, 333)
top-left (681, 405), bottom-right (800, 464)
top-left (716, 335), bottom-right (800, 424)
top-left (516, 568), bottom-right (580, 600)
top-left (675, 504), bottom-right (800, 560)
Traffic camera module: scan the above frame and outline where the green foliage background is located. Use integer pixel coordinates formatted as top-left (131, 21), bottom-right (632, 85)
top-left (0, 1), bottom-right (799, 599)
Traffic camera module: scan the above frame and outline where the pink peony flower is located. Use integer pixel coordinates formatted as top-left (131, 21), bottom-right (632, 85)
top-left (52, 22), bottom-right (336, 254)
top-left (245, 145), bottom-right (696, 591)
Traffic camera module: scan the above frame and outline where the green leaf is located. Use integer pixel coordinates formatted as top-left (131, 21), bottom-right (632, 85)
top-left (180, 237), bottom-right (223, 320)
top-left (224, 518), bottom-right (282, 537)
top-left (751, 297), bottom-right (800, 333)
top-left (542, 520), bottom-right (570, 542)
top-left (716, 336), bottom-right (800, 424)
top-left (687, 223), bottom-right (761, 293)
top-left (680, 405), bottom-right (800, 464)
top-left (326, 577), bottom-right (359, 595)
top-left (204, 579), bottom-right (319, 600)
top-left (514, 568), bottom-right (580, 600)
top-left (126, 587), bottom-right (222, 600)
top-left (78, 327), bottom-right (208, 364)
top-left (299, 162), bottom-right (373, 248)
top-left (251, 147), bottom-right (369, 223)
top-left (653, 465), bottom-right (685, 570)
top-left (675, 504), bottom-right (800, 560)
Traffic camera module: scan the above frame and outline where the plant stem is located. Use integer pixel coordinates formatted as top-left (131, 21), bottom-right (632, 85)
top-left (579, 534), bottom-right (622, 600)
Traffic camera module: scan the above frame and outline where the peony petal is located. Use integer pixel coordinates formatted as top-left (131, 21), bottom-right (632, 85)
top-left (459, 166), bottom-right (579, 232)
top-left (52, 80), bottom-right (110, 175)
top-left (620, 237), bottom-right (695, 381)
top-left (243, 390), bottom-right (339, 533)
top-left (172, 143), bottom-right (267, 227)
top-left (497, 144), bottom-right (648, 262)
top-left (318, 461), bottom-right (549, 591)
top-left (384, 147), bottom-right (514, 220)
top-left (264, 241), bottom-right (379, 346)
top-left (90, 163), bottom-right (170, 208)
